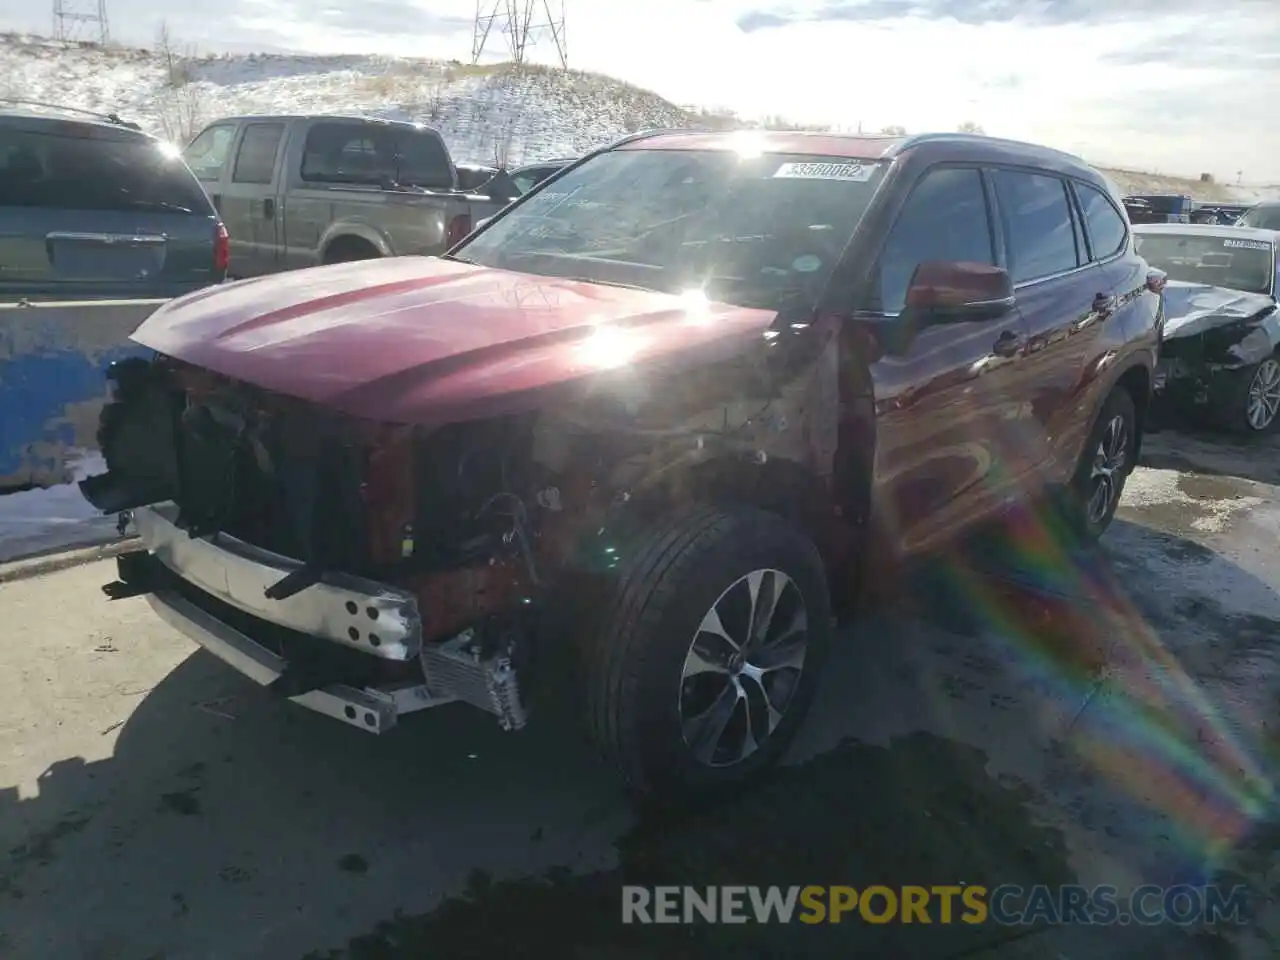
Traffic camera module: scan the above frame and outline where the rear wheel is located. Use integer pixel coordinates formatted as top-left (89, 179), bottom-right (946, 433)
top-left (582, 506), bottom-right (832, 803)
top-left (323, 237), bottom-right (381, 264)
top-left (1068, 387), bottom-right (1137, 541)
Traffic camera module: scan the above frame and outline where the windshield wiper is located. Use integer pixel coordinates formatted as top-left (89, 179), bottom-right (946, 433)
top-left (558, 275), bottom-right (662, 293)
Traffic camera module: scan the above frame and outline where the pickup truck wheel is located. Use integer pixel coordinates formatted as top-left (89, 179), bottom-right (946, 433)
top-left (1068, 387), bottom-right (1136, 541)
top-left (323, 238), bottom-right (380, 264)
top-left (583, 506), bottom-right (832, 804)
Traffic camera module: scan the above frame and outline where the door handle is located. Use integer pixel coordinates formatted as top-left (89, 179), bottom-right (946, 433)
top-left (263, 197), bottom-right (275, 219)
top-left (992, 330), bottom-right (1023, 358)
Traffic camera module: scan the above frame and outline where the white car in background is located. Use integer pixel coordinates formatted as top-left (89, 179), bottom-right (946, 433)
top-left (1137, 223), bottom-right (1280, 433)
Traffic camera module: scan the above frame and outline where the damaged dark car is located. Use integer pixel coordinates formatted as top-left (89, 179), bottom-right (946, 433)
top-left (80, 129), bottom-right (1161, 802)
top-left (1136, 223), bottom-right (1280, 433)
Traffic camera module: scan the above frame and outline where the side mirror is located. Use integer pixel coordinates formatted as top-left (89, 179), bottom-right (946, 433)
top-left (903, 260), bottom-right (1015, 324)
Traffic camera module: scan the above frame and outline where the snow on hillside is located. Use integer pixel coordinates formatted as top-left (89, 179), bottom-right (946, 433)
top-left (0, 33), bottom-right (690, 168)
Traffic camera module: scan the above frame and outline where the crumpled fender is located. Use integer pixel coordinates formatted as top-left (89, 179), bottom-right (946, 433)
top-left (1220, 310), bottom-right (1280, 368)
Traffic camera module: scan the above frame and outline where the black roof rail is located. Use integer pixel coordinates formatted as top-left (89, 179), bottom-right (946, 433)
top-left (0, 98), bottom-right (142, 130)
top-left (898, 130), bottom-right (1085, 164)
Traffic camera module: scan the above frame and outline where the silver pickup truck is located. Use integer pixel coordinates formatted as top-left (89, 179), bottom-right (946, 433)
top-left (181, 114), bottom-right (508, 277)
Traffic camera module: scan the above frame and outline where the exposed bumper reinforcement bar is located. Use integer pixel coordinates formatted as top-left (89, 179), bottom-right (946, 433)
top-left (121, 504), bottom-right (529, 734)
top-left (134, 503), bottom-right (422, 661)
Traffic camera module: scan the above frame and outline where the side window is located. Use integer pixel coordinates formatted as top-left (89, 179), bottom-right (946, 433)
top-left (992, 170), bottom-right (1081, 283)
top-left (1075, 183), bottom-right (1128, 260)
top-left (300, 122), bottom-right (396, 184)
top-left (879, 166), bottom-right (994, 315)
top-left (183, 124), bottom-right (235, 182)
top-left (231, 123), bottom-right (284, 185)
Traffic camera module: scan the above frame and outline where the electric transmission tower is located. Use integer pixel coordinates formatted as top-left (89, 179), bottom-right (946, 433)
top-left (52, 0), bottom-right (110, 43)
top-left (472, 0), bottom-right (567, 69)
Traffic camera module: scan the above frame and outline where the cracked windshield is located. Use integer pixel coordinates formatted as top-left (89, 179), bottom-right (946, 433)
top-left (0, 0), bottom-right (1277, 958)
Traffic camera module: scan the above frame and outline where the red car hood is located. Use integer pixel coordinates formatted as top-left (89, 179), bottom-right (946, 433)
top-left (132, 257), bottom-right (777, 425)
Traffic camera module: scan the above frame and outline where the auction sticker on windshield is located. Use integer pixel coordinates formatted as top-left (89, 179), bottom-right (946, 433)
top-left (773, 161), bottom-right (877, 181)
top-left (1224, 239), bottom-right (1271, 250)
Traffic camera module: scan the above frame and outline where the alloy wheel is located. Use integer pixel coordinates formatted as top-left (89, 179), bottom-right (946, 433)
top-left (678, 568), bottom-right (809, 768)
top-left (1087, 414), bottom-right (1129, 526)
top-left (1246, 358), bottom-right (1280, 431)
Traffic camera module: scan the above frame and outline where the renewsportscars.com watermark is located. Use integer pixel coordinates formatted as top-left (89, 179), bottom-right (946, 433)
top-left (622, 884), bottom-right (1250, 926)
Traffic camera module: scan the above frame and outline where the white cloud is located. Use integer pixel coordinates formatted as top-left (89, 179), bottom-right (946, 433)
top-left (2, 0), bottom-right (1276, 181)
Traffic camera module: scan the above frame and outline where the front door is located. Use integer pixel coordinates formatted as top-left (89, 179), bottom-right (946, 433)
top-left (219, 122), bottom-right (285, 277)
top-left (864, 165), bottom-right (1032, 556)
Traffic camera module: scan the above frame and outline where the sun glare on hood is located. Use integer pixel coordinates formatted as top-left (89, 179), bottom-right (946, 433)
top-left (679, 287), bottom-right (712, 324)
top-left (578, 324), bottom-right (641, 369)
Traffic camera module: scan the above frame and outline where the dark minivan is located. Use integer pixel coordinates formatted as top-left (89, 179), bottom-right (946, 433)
top-left (0, 101), bottom-right (228, 301)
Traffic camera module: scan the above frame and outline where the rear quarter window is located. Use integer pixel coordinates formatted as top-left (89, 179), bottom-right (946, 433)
top-left (0, 127), bottom-right (213, 214)
top-left (1075, 183), bottom-right (1128, 260)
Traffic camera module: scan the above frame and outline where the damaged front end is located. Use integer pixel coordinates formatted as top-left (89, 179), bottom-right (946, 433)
top-left (83, 354), bottom-right (573, 733)
top-left (83, 322), bottom-right (839, 735)
top-left (1155, 283), bottom-right (1279, 404)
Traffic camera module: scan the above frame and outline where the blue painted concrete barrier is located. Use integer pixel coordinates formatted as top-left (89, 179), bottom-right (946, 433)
top-left (0, 299), bottom-right (168, 490)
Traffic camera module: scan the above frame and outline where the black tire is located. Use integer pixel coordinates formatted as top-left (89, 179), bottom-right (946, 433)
top-left (1068, 387), bottom-right (1137, 541)
top-left (1210, 354), bottom-right (1280, 436)
top-left (582, 505), bottom-right (832, 804)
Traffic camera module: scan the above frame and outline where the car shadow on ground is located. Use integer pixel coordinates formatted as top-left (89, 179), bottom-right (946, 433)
top-left (0, 517), bottom-right (1275, 959)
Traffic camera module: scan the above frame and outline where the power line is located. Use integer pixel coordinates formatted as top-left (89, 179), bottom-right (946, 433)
top-left (472, 0), bottom-right (567, 69)
top-left (52, 0), bottom-right (110, 44)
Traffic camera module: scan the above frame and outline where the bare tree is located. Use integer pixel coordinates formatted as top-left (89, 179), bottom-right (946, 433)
top-left (879, 124), bottom-right (907, 135)
top-left (956, 120), bottom-right (984, 134)
top-left (491, 113), bottom-right (517, 168)
top-left (157, 83), bottom-right (205, 146)
top-left (156, 20), bottom-right (193, 87)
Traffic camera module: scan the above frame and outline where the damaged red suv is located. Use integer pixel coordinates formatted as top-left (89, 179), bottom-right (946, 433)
top-left (83, 129), bottom-right (1162, 801)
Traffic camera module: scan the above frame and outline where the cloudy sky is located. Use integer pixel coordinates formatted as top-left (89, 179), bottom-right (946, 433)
top-left (2, 0), bottom-right (1277, 181)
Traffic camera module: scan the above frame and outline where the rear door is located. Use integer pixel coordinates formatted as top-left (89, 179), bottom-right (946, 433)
top-left (991, 167), bottom-right (1112, 481)
top-left (219, 121), bottom-right (286, 277)
top-left (0, 121), bottom-right (221, 300)
top-left (867, 165), bottom-right (1033, 555)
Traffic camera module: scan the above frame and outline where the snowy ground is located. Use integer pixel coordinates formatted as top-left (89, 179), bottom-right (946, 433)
top-left (0, 454), bottom-right (120, 563)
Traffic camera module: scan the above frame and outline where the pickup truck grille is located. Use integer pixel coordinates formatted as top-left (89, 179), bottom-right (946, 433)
top-left (172, 391), bottom-right (370, 571)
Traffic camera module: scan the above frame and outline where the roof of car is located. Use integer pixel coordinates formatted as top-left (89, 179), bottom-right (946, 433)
top-left (215, 114), bottom-right (442, 131)
top-left (0, 105), bottom-right (149, 140)
top-left (616, 128), bottom-right (1100, 182)
top-left (1133, 222), bottom-right (1280, 243)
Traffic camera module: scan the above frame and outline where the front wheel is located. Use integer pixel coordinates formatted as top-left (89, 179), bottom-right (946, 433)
top-left (582, 506), bottom-right (832, 803)
top-left (1214, 355), bottom-right (1280, 435)
top-left (1069, 387), bottom-right (1137, 541)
